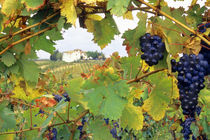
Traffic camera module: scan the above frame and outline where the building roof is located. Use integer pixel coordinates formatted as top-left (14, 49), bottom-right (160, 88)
top-left (63, 49), bottom-right (84, 54)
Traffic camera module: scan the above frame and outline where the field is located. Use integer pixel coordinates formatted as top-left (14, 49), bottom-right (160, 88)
top-left (35, 60), bottom-right (104, 78)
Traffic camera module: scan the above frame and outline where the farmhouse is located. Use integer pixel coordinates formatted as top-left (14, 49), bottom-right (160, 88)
top-left (62, 49), bottom-right (88, 62)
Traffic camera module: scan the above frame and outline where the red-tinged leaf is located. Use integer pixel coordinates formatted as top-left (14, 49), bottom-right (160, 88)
top-left (24, 40), bottom-right (31, 55)
top-left (22, 0), bottom-right (46, 10)
top-left (125, 44), bottom-right (132, 55)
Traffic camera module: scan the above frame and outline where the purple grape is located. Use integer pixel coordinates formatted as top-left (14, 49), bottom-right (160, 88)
top-left (139, 33), bottom-right (165, 66)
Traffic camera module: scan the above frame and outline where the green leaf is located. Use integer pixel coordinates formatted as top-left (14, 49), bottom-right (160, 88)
top-left (121, 56), bottom-right (141, 79)
top-left (93, 14), bottom-right (120, 49)
top-left (84, 82), bottom-right (129, 120)
top-left (122, 12), bottom-right (147, 56)
top-left (89, 118), bottom-right (114, 140)
top-left (186, 4), bottom-right (207, 28)
top-left (31, 35), bottom-right (55, 54)
top-left (190, 123), bottom-right (199, 138)
top-left (1, 52), bottom-right (16, 67)
top-left (0, 134), bottom-right (15, 140)
top-left (57, 16), bottom-right (66, 31)
top-left (40, 112), bottom-right (54, 135)
top-left (0, 104), bottom-right (16, 131)
top-left (8, 64), bottom-right (19, 74)
top-left (22, 0), bottom-right (45, 10)
top-left (23, 108), bottom-right (47, 139)
top-left (20, 60), bottom-right (39, 83)
top-left (45, 28), bottom-right (63, 41)
top-left (107, 0), bottom-right (131, 16)
top-left (154, 17), bottom-right (185, 55)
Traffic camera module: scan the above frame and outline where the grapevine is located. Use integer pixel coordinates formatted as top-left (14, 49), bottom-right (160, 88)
top-left (0, 0), bottom-right (209, 140)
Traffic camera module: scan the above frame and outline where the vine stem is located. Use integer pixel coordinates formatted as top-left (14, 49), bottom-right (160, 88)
top-left (30, 106), bottom-right (33, 129)
top-left (70, 110), bottom-right (89, 140)
top-left (67, 101), bottom-right (71, 122)
top-left (0, 11), bottom-right (59, 42)
top-left (0, 110), bottom-right (89, 136)
top-left (138, 0), bottom-right (210, 46)
top-left (127, 68), bottom-right (167, 84)
top-left (0, 24), bottom-right (56, 55)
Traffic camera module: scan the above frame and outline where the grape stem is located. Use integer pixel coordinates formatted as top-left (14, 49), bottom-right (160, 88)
top-left (138, 0), bottom-right (210, 46)
top-left (0, 24), bottom-right (56, 55)
top-left (0, 11), bottom-right (60, 42)
top-left (127, 68), bottom-right (167, 84)
top-left (0, 110), bottom-right (89, 136)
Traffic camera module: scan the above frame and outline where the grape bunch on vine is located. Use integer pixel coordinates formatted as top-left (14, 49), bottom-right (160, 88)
top-left (0, 0), bottom-right (209, 140)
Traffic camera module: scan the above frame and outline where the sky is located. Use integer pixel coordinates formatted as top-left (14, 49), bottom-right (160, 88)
top-left (37, 0), bottom-right (206, 59)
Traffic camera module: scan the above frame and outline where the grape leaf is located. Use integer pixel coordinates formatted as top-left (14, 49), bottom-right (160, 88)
top-left (190, 123), bottom-right (199, 138)
top-left (143, 71), bottom-right (178, 121)
top-left (57, 16), bottom-right (66, 30)
top-left (85, 14), bottom-right (103, 33)
top-left (89, 118), bottom-right (114, 140)
top-left (31, 35), bottom-right (55, 54)
top-left (0, 104), bottom-right (16, 131)
top-left (8, 64), bottom-right (19, 74)
top-left (45, 28), bottom-right (64, 41)
top-left (154, 17), bottom-right (185, 55)
top-left (107, 0), bottom-right (131, 16)
top-left (23, 108), bottom-right (47, 138)
top-left (121, 104), bottom-right (143, 131)
top-left (60, 0), bottom-right (77, 26)
top-left (20, 60), bottom-right (39, 83)
top-left (80, 0), bottom-right (105, 4)
top-left (1, 52), bottom-right (16, 67)
top-left (21, 0), bottom-right (45, 10)
top-left (1, 0), bottom-right (21, 17)
top-left (120, 56), bottom-right (141, 79)
top-left (123, 11), bottom-right (133, 20)
top-left (0, 135), bottom-right (15, 140)
top-left (93, 14), bottom-right (120, 49)
top-left (186, 4), bottom-right (207, 28)
top-left (122, 12), bottom-right (147, 56)
top-left (12, 82), bottom-right (44, 102)
top-left (83, 79), bottom-right (129, 120)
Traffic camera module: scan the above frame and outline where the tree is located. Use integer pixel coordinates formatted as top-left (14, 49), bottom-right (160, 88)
top-left (0, 0), bottom-right (209, 140)
top-left (50, 50), bottom-right (62, 61)
top-left (86, 51), bottom-right (105, 60)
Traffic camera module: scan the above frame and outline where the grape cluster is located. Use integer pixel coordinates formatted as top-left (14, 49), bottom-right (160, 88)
top-left (139, 33), bottom-right (165, 66)
top-left (110, 122), bottom-right (120, 139)
top-left (35, 109), bottom-right (45, 117)
top-left (171, 54), bottom-right (208, 116)
top-left (104, 118), bottom-right (109, 125)
top-left (51, 128), bottom-right (57, 140)
top-left (197, 22), bottom-right (210, 75)
top-left (77, 117), bottom-right (86, 138)
top-left (181, 117), bottom-right (195, 140)
top-left (171, 54), bottom-right (208, 140)
top-left (53, 92), bottom-right (71, 102)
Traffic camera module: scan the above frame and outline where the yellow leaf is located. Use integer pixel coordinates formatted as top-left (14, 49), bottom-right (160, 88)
top-left (80, 0), bottom-right (105, 4)
top-left (142, 72), bottom-right (177, 121)
top-left (1, 0), bottom-right (21, 17)
top-left (143, 94), bottom-right (168, 121)
top-left (121, 103), bottom-right (144, 130)
top-left (85, 14), bottom-right (102, 33)
top-left (172, 77), bottom-right (179, 99)
top-left (11, 77), bottom-right (44, 102)
top-left (185, 37), bottom-right (201, 55)
top-left (123, 11), bottom-right (133, 20)
top-left (60, 0), bottom-right (77, 26)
